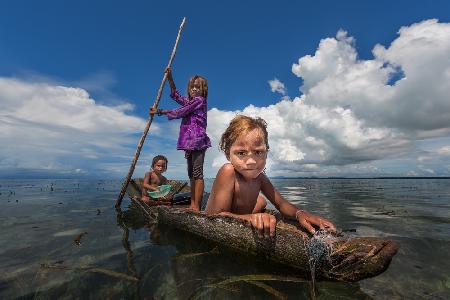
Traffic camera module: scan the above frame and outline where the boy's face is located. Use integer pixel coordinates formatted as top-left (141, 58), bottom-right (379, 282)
top-left (228, 128), bottom-right (267, 180)
top-left (190, 78), bottom-right (203, 98)
top-left (153, 159), bottom-right (167, 174)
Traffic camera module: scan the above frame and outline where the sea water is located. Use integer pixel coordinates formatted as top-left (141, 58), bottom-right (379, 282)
top-left (0, 178), bottom-right (449, 299)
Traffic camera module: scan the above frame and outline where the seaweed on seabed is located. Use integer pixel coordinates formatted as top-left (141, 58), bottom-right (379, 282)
top-left (188, 274), bottom-right (309, 300)
top-left (40, 263), bottom-right (139, 282)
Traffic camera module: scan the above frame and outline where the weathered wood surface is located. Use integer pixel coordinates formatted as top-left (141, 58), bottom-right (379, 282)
top-left (127, 179), bottom-right (398, 282)
top-left (156, 206), bottom-right (398, 282)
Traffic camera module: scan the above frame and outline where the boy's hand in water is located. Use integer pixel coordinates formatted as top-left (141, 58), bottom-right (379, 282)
top-left (250, 213), bottom-right (277, 238)
top-left (296, 210), bottom-right (336, 235)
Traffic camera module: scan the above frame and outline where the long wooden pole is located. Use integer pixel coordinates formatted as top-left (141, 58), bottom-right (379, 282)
top-left (115, 17), bottom-right (186, 208)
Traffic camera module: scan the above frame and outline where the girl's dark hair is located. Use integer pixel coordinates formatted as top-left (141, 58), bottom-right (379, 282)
top-left (152, 155), bottom-right (168, 168)
top-left (187, 75), bottom-right (208, 99)
top-left (220, 115), bottom-right (269, 158)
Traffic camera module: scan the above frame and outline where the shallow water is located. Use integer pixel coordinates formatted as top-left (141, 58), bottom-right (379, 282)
top-left (0, 178), bottom-right (449, 299)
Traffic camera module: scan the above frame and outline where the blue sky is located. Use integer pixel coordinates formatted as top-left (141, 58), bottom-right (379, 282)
top-left (1, 0), bottom-right (450, 179)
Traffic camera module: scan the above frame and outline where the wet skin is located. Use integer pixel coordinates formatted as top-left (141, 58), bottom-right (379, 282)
top-left (206, 128), bottom-right (336, 238)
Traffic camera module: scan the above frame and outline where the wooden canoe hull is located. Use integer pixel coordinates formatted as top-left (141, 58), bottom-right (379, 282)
top-left (156, 206), bottom-right (398, 282)
top-left (127, 179), bottom-right (398, 282)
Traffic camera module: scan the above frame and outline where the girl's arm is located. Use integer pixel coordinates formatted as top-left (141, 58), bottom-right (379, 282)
top-left (170, 90), bottom-right (189, 106)
top-left (149, 97), bottom-right (203, 118)
top-left (164, 67), bottom-right (188, 105)
top-left (165, 67), bottom-right (176, 94)
top-left (260, 174), bottom-right (336, 234)
top-left (165, 67), bottom-right (189, 106)
top-left (205, 164), bottom-right (277, 238)
top-left (166, 97), bottom-right (204, 120)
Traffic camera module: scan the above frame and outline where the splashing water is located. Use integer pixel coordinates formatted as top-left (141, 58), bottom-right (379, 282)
top-left (306, 231), bottom-right (339, 299)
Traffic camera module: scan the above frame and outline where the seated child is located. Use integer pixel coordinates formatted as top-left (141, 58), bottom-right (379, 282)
top-left (205, 115), bottom-right (336, 238)
top-left (141, 155), bottom-right (170, 203)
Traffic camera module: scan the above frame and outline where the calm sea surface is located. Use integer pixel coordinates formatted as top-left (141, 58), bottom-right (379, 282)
top-left (0, 178), bottom-right (449, 299)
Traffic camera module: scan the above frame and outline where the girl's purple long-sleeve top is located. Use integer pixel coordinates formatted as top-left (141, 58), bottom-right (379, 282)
top-left (166, 90), bottom-right (211, 151)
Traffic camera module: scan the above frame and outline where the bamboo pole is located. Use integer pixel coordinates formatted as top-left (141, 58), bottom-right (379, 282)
top-left (115, 17), bottom-right (186, 208)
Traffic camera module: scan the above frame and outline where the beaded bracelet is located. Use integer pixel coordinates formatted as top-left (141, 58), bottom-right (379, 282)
top-left (295, 209), bottom-right (305, 221)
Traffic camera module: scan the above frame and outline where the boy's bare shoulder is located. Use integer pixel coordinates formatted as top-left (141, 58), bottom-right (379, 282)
top-left (219, 163), bottom-right (236, 175)
top-left (214, 163), bottom-right (236, 182)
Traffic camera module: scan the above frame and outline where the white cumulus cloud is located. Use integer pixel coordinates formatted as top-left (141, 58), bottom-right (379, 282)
top-left (4, 19), bottom-right (450, 179)
top-left (268, 78), bottom-right (287, 95)
top-left (206, 19), bottom-right (450, 177)
top-left (0, 77), bottom-right (148, 177)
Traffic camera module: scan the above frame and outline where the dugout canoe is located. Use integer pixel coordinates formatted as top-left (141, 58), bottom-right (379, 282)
top-left (126, 179), bottom-right (398, 282)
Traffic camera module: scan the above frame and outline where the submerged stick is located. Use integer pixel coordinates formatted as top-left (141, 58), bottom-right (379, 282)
top-left (190, 274), bottom-right (307, 300)
top-left (115, 17), bottom-right (187, 208)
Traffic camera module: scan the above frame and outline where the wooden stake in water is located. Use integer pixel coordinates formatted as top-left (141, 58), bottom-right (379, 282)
top-left (115, 17), bottom-right (186, 208)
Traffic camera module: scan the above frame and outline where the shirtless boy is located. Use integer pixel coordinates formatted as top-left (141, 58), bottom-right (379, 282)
top-left (142, 155), bottom-right (169, 202)
top-left (205, 115), bottom-right (336, 238)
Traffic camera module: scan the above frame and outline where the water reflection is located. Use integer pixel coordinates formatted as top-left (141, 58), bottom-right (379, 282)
top-left (1, 179), bottom-right (449, 299)
top-left (112, 203), bottom-right (374, 299)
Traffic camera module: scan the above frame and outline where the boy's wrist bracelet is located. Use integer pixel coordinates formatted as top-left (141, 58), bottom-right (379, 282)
top-left (156, 109), bottom-right (163, 116)
top-left (295, 209), bottom-right (305, 221)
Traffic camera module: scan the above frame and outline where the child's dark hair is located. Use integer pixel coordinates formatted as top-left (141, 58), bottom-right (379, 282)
top-left (187, 75), bottom-right (208, 99)
top-left (220, 115), bottom-right (269, 158)
top-left (152, 155), bottom-right (168, 168)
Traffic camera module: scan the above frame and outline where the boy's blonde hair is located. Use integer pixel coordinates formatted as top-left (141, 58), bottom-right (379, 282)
top-left (187, 75), bottom-right (208, 99)
top-left (220, 115), bottom-right (269, 158)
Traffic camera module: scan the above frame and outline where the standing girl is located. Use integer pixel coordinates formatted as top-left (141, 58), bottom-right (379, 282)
top-left (151, 67), bottom-right (211, 211)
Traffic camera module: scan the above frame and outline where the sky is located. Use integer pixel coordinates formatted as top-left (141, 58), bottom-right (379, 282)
top-left (1, 0), bottom-right (450, 179)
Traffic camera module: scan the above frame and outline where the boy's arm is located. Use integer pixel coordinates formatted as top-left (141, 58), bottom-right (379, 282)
top-left (205, 164), bottom-right (276, 238)
top-left (218, 211), bottom-right (277, 238)
top-left (143, 183), bottom-right (159, 191)
top-left (260, 174), bottom-right (336, 234)
top-left (142, 173), bottom-right (159, 191)
top-left (204, 164), bottom-right (235, 214)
